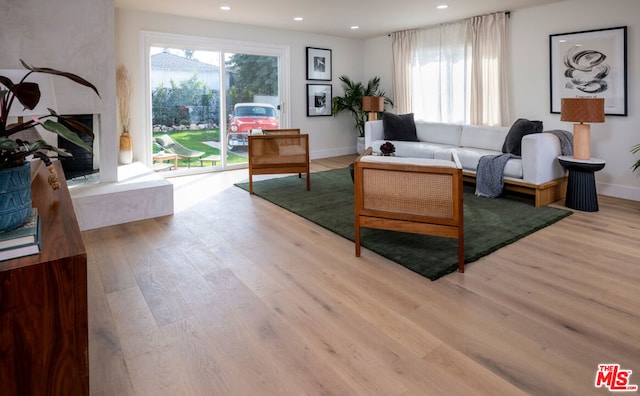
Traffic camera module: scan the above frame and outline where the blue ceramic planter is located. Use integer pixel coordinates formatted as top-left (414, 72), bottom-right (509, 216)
top-left (0, 162), bottom-right (32, 232)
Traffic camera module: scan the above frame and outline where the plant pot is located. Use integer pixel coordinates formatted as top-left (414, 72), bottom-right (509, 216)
top-left (356, 136), bottom-right (365, 154)
top-left (0, 162), bottom-right (32, 232)
top-left (119, 131), bottom-right (133, 164)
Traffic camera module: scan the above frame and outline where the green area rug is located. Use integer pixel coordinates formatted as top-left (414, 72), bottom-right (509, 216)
top-left (235, 168), bottom-right (572, 280)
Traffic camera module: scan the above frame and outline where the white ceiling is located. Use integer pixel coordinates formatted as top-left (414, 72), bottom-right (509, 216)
top-left (115, 0), bottom-right (566, 39)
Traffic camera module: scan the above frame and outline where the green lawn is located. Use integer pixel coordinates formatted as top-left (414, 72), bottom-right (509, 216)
top-left (152, 129), bottom-right (247, 167)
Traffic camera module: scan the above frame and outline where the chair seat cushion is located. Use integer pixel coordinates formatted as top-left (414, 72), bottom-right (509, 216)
top-left (360, 155), bottom-right (458, 168)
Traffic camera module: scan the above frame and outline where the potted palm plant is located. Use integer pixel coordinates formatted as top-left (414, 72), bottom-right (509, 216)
top-left (331, 75), bottom-right (393, 143)
top-left (0, 59), bottom-right (100, 231)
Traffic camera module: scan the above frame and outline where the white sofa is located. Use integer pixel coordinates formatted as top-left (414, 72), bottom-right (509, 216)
top-left (364, 120), bottom-right (568, 207)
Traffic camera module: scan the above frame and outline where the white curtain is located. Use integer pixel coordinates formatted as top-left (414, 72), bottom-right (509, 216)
top-left (392, 12), bottom-right (510, 125)
top-left (470, 12), bottom-right (510, 125)
top-left (413, 21), bottom-right (471, 123)
top-left (391, 30), bottom-right (416, 114)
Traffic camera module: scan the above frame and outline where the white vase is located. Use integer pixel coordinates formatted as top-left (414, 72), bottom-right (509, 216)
top-left (356, 136), bottom-right (365, 154)
top-left (119, 131), bottom-right (133, 164)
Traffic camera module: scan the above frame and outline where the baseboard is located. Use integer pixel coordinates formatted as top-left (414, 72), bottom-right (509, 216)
top-left (310, 147), bottom-right (356, 160)
top-left (597, 182), bottom-right (640, 202)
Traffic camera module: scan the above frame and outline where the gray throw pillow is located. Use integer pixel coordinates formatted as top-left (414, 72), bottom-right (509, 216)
top-left (382, 112), bottom-right (418, 141)
top-left (502, 118), bottom-right (543, 156)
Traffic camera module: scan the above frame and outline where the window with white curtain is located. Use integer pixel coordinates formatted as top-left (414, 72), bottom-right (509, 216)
top-left (412, 21), bottom-right (471, 124)
top-left (392, 12), bottom-right (510, 126)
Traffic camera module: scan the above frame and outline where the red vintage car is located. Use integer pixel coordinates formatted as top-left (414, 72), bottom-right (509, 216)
top-left (227, 103), bottom-right (279, 150)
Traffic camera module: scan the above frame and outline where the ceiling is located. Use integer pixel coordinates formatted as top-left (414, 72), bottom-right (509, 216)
top-left (115, 0), bottom-right (565, 39)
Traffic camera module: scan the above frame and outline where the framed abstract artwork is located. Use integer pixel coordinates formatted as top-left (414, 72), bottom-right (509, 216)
top-left (306, 47), bottom-right (332, 81)
top-left (549, 26), bottom-right (627, 116)
top-left (306, 84), bottom-right (332, 117)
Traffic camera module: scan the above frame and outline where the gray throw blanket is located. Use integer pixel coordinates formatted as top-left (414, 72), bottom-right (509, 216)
top-left (475, 153), bottom-right (516, 197)
top-left (545, 129), bottom-right (574, 156)
top-left (475, 130), bottom-right (574, 198)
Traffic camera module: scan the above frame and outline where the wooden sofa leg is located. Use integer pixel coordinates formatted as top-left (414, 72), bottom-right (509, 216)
top-left (249, 174), bottom-right (254, 194)
top-left (306, 171), bottom-right (310, 191)
top-left (355, 225), bottom-right (361, 257)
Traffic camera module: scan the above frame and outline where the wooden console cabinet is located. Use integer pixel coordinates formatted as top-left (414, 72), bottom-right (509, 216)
top-left (0, 161), bottom-right (89, 395)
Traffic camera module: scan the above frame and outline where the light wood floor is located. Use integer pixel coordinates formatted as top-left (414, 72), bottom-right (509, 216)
top-left (84, 155), bottom-right (640, 395)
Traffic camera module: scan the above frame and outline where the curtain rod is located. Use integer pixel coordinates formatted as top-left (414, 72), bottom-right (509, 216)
top-left (387, 10), bottom-right (510, 37)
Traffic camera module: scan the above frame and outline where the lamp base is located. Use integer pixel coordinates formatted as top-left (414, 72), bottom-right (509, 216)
top-left (368, 112), bottom-right (378, 121)
top-left (573, 123), bottom-right (591, 160)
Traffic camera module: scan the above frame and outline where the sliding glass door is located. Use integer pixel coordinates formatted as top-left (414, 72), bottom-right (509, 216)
top-left (143, 32), bottom-right (289, 174)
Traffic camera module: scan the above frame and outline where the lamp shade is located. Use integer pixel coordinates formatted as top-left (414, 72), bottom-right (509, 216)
top-left (560, 98), bottom-right (605, 123)
top-left (1, 70), bottom-right (57, 117)
top-left (362, 96), bottom-right (384, 112)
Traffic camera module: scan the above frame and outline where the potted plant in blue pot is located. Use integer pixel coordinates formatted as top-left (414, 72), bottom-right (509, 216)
top-left (0, 60), bottom-right (100, 231)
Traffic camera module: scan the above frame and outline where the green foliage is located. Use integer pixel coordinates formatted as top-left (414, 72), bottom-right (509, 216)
top-left (0, 60), bottom-right (99, 170)
top-left (331, 75), bottom-right (393, 137)
top-left (226, 54), bottom-right (278, 96)
top-left (224, 54), bottom-right (278, 116)
top-left (152, 74), bottom-right (218, 127)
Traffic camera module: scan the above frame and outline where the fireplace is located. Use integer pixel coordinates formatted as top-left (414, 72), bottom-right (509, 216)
top-left (57, 114), bottom-right (99, 181)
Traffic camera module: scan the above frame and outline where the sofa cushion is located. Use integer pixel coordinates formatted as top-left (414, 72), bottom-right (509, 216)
top-left (460, 124), bottom-right (510, 152)
top-left (415, 122), bottom-right (462, 146)
top-left (434, 148), bottom-right (523, 179)
top-left (502, 118), bottom-right (543, 156)
top-left (382, 112), bottom-right (418, 141)
top-left (360, 155), bottom-right (458, 168)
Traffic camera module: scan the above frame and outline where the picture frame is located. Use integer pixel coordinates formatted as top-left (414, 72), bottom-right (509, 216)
top-left (306, 47), bottom-right (332, 81)
top-left (306, 84), bottom-right (332, 117)
top-left (549, 26), bottom-right (627, 116)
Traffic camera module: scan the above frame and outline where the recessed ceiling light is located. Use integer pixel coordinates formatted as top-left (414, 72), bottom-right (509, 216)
top-left (437, 4), bottom-right (448, 9)
top-left (293, 17), bottom-right (303, 21)
top-left (350, 26), bottom-right (360, 30)
top-left (220, 6), bottom-right (231, 11)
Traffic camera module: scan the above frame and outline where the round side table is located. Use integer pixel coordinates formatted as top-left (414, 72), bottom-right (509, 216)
top-left (558, 156), bottom-right (606, 212)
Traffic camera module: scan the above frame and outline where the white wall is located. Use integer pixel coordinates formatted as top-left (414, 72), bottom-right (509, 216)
top-left (511, 0), bottom-right (639, 201)
top-left (116, 9), bottom-right (364, 162)
top-left (363, 35), bottom-right (395, 101)
top-left (363, 0), bottom-right (640, 201)
top-left (1, 0), bottom-right (118, 183)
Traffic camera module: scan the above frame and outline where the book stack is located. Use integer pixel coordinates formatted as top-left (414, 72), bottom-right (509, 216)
top-left (0, 208), bottom-right (42, 261)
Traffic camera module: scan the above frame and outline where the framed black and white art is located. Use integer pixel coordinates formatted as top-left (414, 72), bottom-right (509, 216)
top-left (549, 26), bottom-right (627, 116)
top-left (307, 84), bottom-right (332, 117)
top-left (306, 47), bottom-right (332, 81)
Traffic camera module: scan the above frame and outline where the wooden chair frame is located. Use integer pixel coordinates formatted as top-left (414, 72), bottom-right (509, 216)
top-left (248, 134), bottom-right (310, 194)
top-left (262, 128), bottom-right (301, 135)
top-left (354, 149), bottom-right (465, 272)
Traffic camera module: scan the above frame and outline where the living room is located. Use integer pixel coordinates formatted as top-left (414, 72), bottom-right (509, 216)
top-left (3, 0), bottom-right (639, 209)
top-left (2, 0), bottom-right (639, 394)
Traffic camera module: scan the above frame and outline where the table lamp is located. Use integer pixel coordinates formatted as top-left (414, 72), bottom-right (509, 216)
top-left (362, 96), bottom-right (384, 121)
top-left (560, 98), bottom-right (605, 160)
